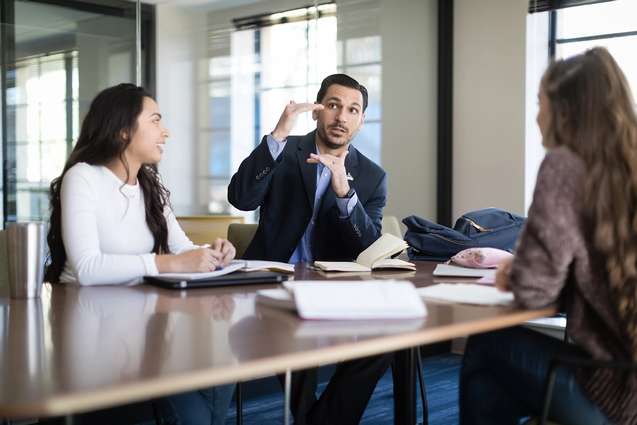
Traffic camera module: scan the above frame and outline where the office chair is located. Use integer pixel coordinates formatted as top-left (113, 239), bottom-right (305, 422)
top-left (177, 215), bottom-right (244, 246)
top-left (227, 223), bottom-right (258, 259)
top-left (539, 355), bottom-right (637, 425)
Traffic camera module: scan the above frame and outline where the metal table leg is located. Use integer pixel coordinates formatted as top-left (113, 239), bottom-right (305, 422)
top-left (392, 348), bottom-right (417, 425)
top-left (284, 369), bottom-right (292, 425)
top-left (236, 383), bottom-right (243, 425)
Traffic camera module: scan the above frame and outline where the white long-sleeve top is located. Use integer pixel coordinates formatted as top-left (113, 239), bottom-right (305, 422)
top-left (59, 162), bottom-right (196, 286)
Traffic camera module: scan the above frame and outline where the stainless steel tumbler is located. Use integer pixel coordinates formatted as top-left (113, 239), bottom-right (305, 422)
top-left (7, 222), bottom-right (47, 299)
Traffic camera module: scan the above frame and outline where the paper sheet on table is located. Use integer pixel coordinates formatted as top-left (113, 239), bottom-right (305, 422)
top-left (418, 283), bottom-right (514, 306)
top-left (433, 264), bottom-right (496, 278)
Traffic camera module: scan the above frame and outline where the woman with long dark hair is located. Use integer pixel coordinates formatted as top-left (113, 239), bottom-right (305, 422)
top-left (46, 83), bottom-right (236, 424)
top-left (459, 47), bottom-right (637, 425)
top-left (46, 83), bottom-right (235, 285)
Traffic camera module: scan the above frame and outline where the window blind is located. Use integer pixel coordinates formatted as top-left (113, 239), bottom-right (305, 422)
top-left (528, 0), bottom-right (615, 13)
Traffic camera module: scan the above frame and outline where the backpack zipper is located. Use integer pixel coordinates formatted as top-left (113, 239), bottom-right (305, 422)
top-left (462, 217), bottom-right (490, 232)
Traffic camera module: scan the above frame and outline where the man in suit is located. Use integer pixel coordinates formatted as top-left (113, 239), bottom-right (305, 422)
top-left (228, 74), bottom-right (391, 425)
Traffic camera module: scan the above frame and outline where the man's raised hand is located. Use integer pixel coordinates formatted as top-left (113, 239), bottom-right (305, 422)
top-left (271, 101), bottom-right (324, 142)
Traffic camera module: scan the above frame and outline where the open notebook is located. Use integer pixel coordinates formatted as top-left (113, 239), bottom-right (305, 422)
top-left (145, 260), bottom-right (294, 289)
top-left (154, 259), bottom-right (294, 280)
top-left (313, 233), bottom-right (415, 272)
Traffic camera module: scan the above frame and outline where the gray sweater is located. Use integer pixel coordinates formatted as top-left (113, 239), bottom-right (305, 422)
top-left (510, 146), bottom-right (636, 424)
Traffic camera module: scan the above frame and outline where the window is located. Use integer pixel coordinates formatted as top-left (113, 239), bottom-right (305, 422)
top-left (199, 2), bottom-right (382, 218)
top-left (552, 0), bottom-right (637, 101)
top-left (9, 52), bottom-right (79, 221)
top-left (526, 0), bottom-right (637, 211)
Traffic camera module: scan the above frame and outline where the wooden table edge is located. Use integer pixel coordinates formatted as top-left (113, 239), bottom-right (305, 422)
top-left (0, 305), bottom-right (556, 418)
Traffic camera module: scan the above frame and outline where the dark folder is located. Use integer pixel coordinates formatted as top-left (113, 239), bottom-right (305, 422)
top-left (144, 271), bottom-right (288, 289)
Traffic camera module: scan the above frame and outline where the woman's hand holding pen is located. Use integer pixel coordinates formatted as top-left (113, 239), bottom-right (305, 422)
top-left (155, 239), bottom-right (235, 273)
top-left (156, 248), bottom-right (220, 273)
top-left (210, 238), bottom-right (236, 267)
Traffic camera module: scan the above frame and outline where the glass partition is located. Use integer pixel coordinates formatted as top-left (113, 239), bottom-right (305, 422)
top-left (0, 0), bottom-right (153, 226)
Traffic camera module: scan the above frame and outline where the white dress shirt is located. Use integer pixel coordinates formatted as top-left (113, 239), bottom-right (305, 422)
top-left (59, 162), bottom-right (196, 285)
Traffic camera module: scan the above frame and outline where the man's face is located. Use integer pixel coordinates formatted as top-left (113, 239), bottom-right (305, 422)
top-left (314, 84), bottom-right (365, 150)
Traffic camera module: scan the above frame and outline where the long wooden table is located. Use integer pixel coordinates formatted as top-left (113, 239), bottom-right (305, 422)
top-left (0, 262), bottom-right (555, 423)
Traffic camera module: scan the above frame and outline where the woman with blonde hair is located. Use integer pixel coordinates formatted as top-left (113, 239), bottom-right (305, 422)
top-left (460, 47), bottom-right (637, 425)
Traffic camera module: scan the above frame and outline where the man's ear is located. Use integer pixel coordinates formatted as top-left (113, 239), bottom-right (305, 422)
top-left (312, 103), bottom-right (320, 121)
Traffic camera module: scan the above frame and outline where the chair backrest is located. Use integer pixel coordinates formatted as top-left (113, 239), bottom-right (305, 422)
top-left (176, 215), bottom-right (244, 246)
top-left (225, 216), bottom-right (400, 260)
top-left (227, 223), bottom-right (258, 259)
top-left (382, 215), bottom-right (403, 238)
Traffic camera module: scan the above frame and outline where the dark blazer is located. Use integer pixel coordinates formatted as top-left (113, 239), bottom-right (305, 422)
top-left (228, 130), bottom-right (387, 262)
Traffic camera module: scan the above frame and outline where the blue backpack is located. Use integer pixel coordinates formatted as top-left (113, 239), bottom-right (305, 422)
top-left (403, 208), bottom-right (526, 261)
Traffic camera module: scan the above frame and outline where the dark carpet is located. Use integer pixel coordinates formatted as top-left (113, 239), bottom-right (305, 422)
top-left (225, 353), bottom-right (461, 425)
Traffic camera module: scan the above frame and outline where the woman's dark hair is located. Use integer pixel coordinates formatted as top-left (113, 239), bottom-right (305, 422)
top-left (45, 83), bottom-right (170, 283)
top-left (316, 73), bottom-right (368, 112)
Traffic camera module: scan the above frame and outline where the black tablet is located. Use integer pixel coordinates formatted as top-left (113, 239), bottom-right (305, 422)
top-left (144, 271), bottom-right (288, 289)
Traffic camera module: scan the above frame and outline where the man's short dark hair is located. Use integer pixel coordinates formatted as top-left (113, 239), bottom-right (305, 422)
top-left (316, 74), bottom-right (368, 112)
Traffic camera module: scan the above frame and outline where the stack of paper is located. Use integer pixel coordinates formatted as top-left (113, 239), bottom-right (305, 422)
top-left (418, 283), bottom-right (514, 306)
top-left (433, 264), bottom-right (496, 279)
top-left (256, 280), bottom-right (427, 320)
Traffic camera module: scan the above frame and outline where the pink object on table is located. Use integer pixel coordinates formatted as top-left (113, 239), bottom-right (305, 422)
top-left (450, 247), bottom-right (513, 269)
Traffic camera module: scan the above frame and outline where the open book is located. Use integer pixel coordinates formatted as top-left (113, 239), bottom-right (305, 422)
top-left (313, 233), bottom-right (415, 272)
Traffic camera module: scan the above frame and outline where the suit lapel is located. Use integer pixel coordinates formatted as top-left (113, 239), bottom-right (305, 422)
top-left (297, 131), bottom-right (317, 208)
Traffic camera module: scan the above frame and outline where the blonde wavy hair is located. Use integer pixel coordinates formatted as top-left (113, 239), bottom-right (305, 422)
top-left (541, 47), bottom-right (637, 358)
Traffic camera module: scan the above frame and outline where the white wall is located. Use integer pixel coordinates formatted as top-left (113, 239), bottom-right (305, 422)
top-left (381, 0), bottom-right (438, 224)
top-left (453, 0), bottom-right (529, 220)
top-left (155, 4), bottom-right (206, 213)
